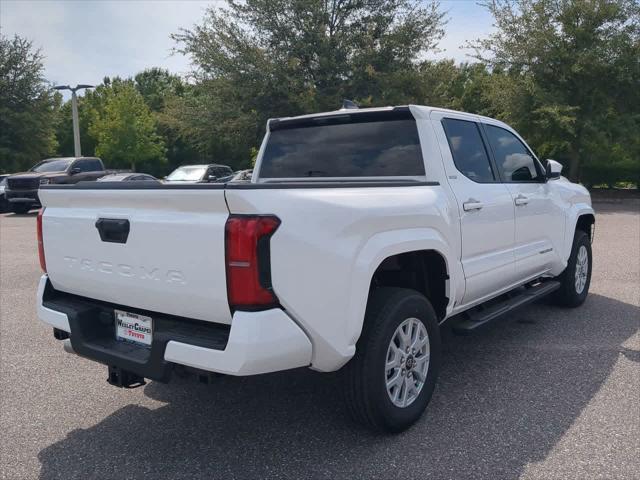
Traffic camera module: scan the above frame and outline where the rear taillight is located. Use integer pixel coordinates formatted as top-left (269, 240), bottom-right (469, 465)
top-left (37, 208), bottom-right (47, 272)
top-left (225, 215), bottom-right (280, 311)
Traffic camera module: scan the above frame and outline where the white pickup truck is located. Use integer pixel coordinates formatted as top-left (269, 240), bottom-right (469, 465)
top-left (36, 105), bottom-right (594, 432)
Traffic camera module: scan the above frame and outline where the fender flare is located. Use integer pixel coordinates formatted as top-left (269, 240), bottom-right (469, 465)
top-left (343, 227), bottom-right (458, 353)
top-left (563, 204), bottom-right (595, 261)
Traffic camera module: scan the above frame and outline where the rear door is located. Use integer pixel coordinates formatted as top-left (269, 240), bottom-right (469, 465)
top-left (482, 123), bottom-right (564, 279)
top-left (432, 112), bottom-right (517, 305)
top-left (39, 185), bottom-right (232, 324)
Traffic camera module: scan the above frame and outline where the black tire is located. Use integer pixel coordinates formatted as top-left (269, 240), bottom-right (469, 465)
top-left (343, 287), bottom-right (441, 433)
top-left (11, 204), bottom-right (31, 214)
top-left (554, 230), bottom-right (592, 307)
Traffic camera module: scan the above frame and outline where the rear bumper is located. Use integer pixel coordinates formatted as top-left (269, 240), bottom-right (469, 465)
top-left (36, 275), bottom-right (312, 378)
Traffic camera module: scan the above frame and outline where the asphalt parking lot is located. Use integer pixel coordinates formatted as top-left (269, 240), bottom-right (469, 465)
top-left (1, 203), bottom-right (638, 480)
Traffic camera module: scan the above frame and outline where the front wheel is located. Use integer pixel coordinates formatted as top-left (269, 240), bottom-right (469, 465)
top-left (554, 230), bottom-right (592, 307)
top-left (11, 204), bottom-right (31, 214)
top-left (343, 287), bottom-right (441, 433)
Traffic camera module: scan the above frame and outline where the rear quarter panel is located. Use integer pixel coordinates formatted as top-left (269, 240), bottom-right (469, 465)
top-left (225, 184), bottom-right (458, 371)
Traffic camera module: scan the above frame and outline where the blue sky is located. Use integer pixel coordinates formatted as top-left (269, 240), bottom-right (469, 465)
top-left (1, 0), bottom-right (494, 97)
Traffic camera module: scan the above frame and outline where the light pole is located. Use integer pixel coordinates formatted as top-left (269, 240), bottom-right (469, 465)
top-left (53, 84), bottom-right (94, 157)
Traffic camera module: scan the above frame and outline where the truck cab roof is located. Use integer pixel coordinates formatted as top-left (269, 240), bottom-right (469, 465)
top-left (269, 105), bottom-right (512, 132)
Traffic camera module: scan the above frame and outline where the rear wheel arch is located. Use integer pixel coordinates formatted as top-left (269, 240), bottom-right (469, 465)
top-left (368, 250), bottom-right (449, 321)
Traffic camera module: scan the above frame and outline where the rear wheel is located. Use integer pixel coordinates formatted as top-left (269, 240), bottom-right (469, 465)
top-left (554, 230), bottom-right (592, 307)
top-left (343, 287), bottom-right (441, 433)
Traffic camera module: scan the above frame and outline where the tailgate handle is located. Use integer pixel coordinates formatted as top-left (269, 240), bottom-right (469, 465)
top-left (95, 218), bottom-right (130, 244)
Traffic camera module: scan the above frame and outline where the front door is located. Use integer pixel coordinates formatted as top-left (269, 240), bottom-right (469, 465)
top-left (432, 113), bottom-right (517, 305)
top-left (482, 123), bottom-right (564, 279)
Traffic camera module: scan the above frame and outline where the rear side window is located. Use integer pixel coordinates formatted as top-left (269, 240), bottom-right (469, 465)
top-left (260, 111), bottom-right (425, 178)
top-left (442, 118), bottom-right (495, 183)
top-left (484, 125), bottom-right (542, 182)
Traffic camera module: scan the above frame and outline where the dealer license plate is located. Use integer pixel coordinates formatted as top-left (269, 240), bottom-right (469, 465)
top-left (115, 310), bottom-right (153, 347)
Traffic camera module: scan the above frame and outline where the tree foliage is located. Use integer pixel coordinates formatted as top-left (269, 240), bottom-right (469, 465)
top-left (133, 68), bottom-right (200, 173)
top-left (0, 34), bottom-right (59, 173)
top-left (171, 0), bottom-right (446, 167)
top-left (469, 0), bottom-right (640, 181)
top-left (55, 72), bottom-right (189, 175)
top-left (3, 1), bottom-right (638, 185)
top-left (134, 67), bottom-right (185, 112)
top-left (89, 83), bottom-right (166, 172)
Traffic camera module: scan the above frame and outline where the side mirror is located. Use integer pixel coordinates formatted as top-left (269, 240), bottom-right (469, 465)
top-left (545, 159), bottom-right (562, 179)
top-left (207, 174), bottom-right (218, 182)
top-left (69, 167), bottom-right (81, 175)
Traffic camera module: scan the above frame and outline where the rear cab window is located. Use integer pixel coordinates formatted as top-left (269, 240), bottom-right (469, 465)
top-left (258, 109), bottom-right (425, 180)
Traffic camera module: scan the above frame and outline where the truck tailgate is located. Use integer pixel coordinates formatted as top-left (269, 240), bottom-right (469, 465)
top-left (39, 186), bottom-right (232, 324)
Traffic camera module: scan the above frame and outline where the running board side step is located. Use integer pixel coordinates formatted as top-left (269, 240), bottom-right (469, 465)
top-left (451, 280), bottom-right (561, 335)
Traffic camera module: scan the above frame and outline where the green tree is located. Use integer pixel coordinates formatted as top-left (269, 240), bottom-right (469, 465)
top-left (470, 0), bottom-right (640, 181)
top-left (0, 34), bottom-right (59, 173)
top-left (89, 83), bottom-right (166, 172)
top-left (133, 68), bottom-right (199, 172)
top-left (55, 73), bottom-right (197, 174)
top-left (55, 76), bottom-right (131, 158)
top-left (134, 68), bottom-right (184, 112)
top-left (171, 0), bottom-right (446, 167)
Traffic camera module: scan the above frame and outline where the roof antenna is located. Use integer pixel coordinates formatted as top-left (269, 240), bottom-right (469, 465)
top-left (340, 99), bottom-right (359, 110)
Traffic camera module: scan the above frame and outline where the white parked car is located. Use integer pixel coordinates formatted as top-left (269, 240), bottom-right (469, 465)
top-left (0, 175), bottom-right (9, 212)
top-left (164, 164), bottom-right (234, 183)
top-left (36, 105), bottom-right (594, 432)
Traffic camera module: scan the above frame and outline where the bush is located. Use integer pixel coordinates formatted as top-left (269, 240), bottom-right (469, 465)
top-left (581, 160), bottom-right (640, 188)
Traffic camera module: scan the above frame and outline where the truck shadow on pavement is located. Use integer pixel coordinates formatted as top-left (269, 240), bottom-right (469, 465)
top-left (38, 293), bottom-right (639, 480)
top-left (3, 211), bottom-right (38, 218)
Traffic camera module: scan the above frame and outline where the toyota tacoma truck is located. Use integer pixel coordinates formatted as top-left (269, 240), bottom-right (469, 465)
top-left (36, 106), bottom-right (594, 432)
top-left (5, 156), bottom-right (115, 214)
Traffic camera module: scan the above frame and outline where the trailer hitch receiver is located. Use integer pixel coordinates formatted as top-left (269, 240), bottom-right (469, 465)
top-left (107, 365), bottom-right (146, 388)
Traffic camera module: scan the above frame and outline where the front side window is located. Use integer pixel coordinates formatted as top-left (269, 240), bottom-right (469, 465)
top-left (74, 160), bottom-right (88, 172)
top-left (74, 159), bottom-right (101, 172)
top-left (442, 118), bottom-right (495, 183)
top-left (260, 111), bottom-right (425, 178)
top-left (484, 125), bottom-right (542, 182)
top-left (85, 159), bottom-right (103, 171)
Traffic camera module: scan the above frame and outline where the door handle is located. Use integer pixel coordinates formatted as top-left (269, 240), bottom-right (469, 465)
top-left (514, 194), bottom-right (529, 206)
top-left (95, 218), bottom-right (130, 243)
top-left (463, 199), bottom-right (484, 211)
